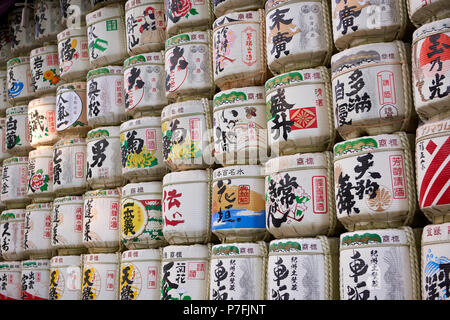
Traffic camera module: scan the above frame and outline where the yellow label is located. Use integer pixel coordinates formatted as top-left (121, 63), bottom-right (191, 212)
top-left (120, 264), bottom-right (140, 300)
top-left (82, 267), bottom-right (98, 300)
top-left (121, 199), bottom-right (148, 240)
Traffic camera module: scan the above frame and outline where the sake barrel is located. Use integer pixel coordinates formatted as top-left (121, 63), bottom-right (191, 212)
top-left (162, 170), bottom-right (211, 244)
top-left (265, 0), bottom-right (333, 75)
top-left (210, 242), bottom-right (267, 300)
top-left (333, 133), bottom-right (417, 231)
top-left (30, 46), bottom-right (62, 95)
top-left (57, 28), bottom-right (90, 82)
top-left (165, 0), bottom-right (214, 36)
top-left (5, 106), bottom-right (32, 156)
top-left (86, 126), bottom-right (123, 189)
top-left (119, 249), bottom-right (161, 300)
top-left (56, 82), bottom-right (90, 138)
top-left (165, 31), bottom-right (214, 102)
top-left (1, 157), bottom-right (30, 209)
top-left (213, 10), bottom-right (267, 90)
top-left (213, 0), bottom-right (265, 18)
top-left (121, 182), bottom-right (166, 249)
top-left (52, 138), bottom-right (87, 196)
top-left (408, 0), bottom-right (450, 27)
top-left (0, 209), bottom-right (25, 261)
top-left (82, 253), bottom-right (119, 300)
top-left (34, 0), bottom-right (65, 43)
top-left (6, 57), bottom-right (34, 104)
top-left (86, 66), bottom-right (126, 127)
top-left (120, 117), bottom-right (166, 182)
top-left (331, 41), bottom-right (414, 140)
top-left (213, 86), bottom-right (267, 165)
top-left (412, 18), bottom-right (450, 122)
top-left (0, 119), bottom-right (10, 162)
top-left (86, 4), bottom-right (127, 68)
top-left (83, 189), bottom-right (120, 252)
top-left (0, 261), bottom-right (21, 300)
top-left (51, 196), bottom-right (84, 252)
top-left (60, 0), bottom-right (93, 27)
top-left (21, 259), bottom-right (50, 300)
top-left (339, 227), bottom-right (420, 300)
top-left (23, 203), bottom-right (53, 259)
top-left (331, 0), bottom-right (407, 51)
top-left (267, 237), bottom-right (339, 300)
top-left (0, 71), bottom-right (10, 115)
top-left (421, 222), bottom-right (450, 300)
top-left (265, 152), bottom-right (339, 238)
top-left (212, 165), bottom-right (267, 243)
top-left (28, 96), bottom-right (59, 148)
top-left (49, 255), bottom-right (82, 300)
top-left (161, 99), bottom-right (213, 171)
top-left (161, 244), bottom-right (210, 300)
top-left (0, 27), bottom-right (12, 65)
top-left (123, 52), bottom-right (167, 118)
top-left (415, 119), bottom-right (450, 223)
top-left (27, 147), bottom-right (54, 202)
top-left (265, 68), bottom-right (335, 155)
top-left (125, 0), bottom-right (166, 55)
top-left (8, 7), bottom-right (38, 54)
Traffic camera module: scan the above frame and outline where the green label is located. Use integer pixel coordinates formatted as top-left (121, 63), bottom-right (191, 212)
top-left (106, 19), bottom-right (118, 31)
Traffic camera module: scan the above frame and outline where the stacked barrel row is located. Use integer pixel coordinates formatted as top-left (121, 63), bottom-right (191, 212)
top-left (0, 0), bottom-right (447, 300)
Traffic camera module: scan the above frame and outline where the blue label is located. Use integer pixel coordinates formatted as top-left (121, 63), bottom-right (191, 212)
top-left (212, 209), bottom-right (266, 230)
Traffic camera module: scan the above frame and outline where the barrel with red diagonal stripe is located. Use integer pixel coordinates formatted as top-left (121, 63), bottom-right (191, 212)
top-left (416, 118), bottom-right (450, 223)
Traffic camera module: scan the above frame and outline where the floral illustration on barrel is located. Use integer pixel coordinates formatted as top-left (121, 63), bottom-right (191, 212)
top-left (57, 28), bottom-right (90, 82)
top-left (30, 46), bottom-right (61, 94)
top-left (164, 0), bottom-right (213, 36)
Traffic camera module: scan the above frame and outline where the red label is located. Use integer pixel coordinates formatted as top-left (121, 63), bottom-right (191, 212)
top-left (109, 201), bottom-right (119, 230)
top-left (46, 111), bottom-right (56, 133)
top-left (238, 185), bottom-right (250, 205)
top-left (389, 155), bottom-right (406, 199)
top-left (312, 176), bottom-right (327, 214)
top-left (189, 118), bottom-right (201, 142)
top-left (44, 214), bottom-right (51, 238)
top-left (75, 207), bottom-right (83, 233)
top-left (75, 152), bottom-right (84, 178)
top-left (146, 129), bottom-right (156, 151)
top-left (188, 262), bottom-right (205, 280)
top-left (241, 27), bottom-right (257, 66)
top-left (290, 107), bottom-right (318, 130)
top-left (105, 270), bottom-right (115, 291)
top-left (147, 267), bottom-right (157, 289)
top-left (377, 71), bottom-right (396, 105)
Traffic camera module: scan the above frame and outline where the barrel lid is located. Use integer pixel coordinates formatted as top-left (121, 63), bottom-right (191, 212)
top-left (123, 52), bottom-right (164, 69)
top-left (334, 133), bottom-right (404, 160)
top-left (57, 82), bottom-right (87, 93)
top-left (121, 248), bottom-right (161, 262)
top-left (265, 68), bottom-right (325, 93)
top-left (50, 255), bottom-right (81, 267)
top-left (57, 27), bottom-right (88, 42)
top-left (30, 45), bottom-right (58, 57)
top-left (3, 156), bottom-right (28, 165)
top-left (120, 116), bottom-right (161, 132)
top-left (84, 189), bottom-right (121, 198)
top-left (86, 4), bottom-right (123, 26)
top-left (331, 41), bottom-right (401, 77)
top-left (87, 65), bottom-right (123, 80)
top-left (87, 126), bottom-right (120, 141)
top-left (29, 146), bottom-right (54, 158)
top-left (213, 86), bottom-right (265, 109)
top-left (162, 244), bottom-right (210, 260)
top-left (0, 261), bottom-right (21, 271)
top-left (7, 56), bottom-right (30, 67)
top-left (166, 31), bottom-right (210, 49)
top-left (268, 238), bottom-right (324, 254)
top-left (6, 105), bottom-right (28, 115)
top-left (416, 118), bottom-right (450, 141)
top-left (161, 99), bottom-right (209, 122)
top-left (340, 228), bottom-right (408, 248)
top-left (122, 181), bottom-right (162, 198)
top-left (213, 165), bottom-right (263, 180)
top-left (28, 95), bottom-right (57, 108)
top-left (22, 259), bottom-right (50, 269)
top-left (213, 10), bottom-right (261, 29)
top-left (413, 18), bottom-right (450, 43)
top-left (26, 202), bottom-right (52, 211)
top-left (163, 170), bottom-right (210, 186)
top-left (53, 195), bottom-right (84, 205)
top-left (125, 0), bottom-right (164, 11)
top-left (54, 137), bottom-right (87, 149)
top-left (265, 0), bottom-right (291, 12)
top-left (212, 242), bottom-right (265, 257)
top-left (0, 209), bottom-right (26, 221)
top-left (265, 152), bottom-right (329, 176)
top-left (83, 253), bottom-right (119, 264)
top-left (422, 223), bottom-right (450, 244)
